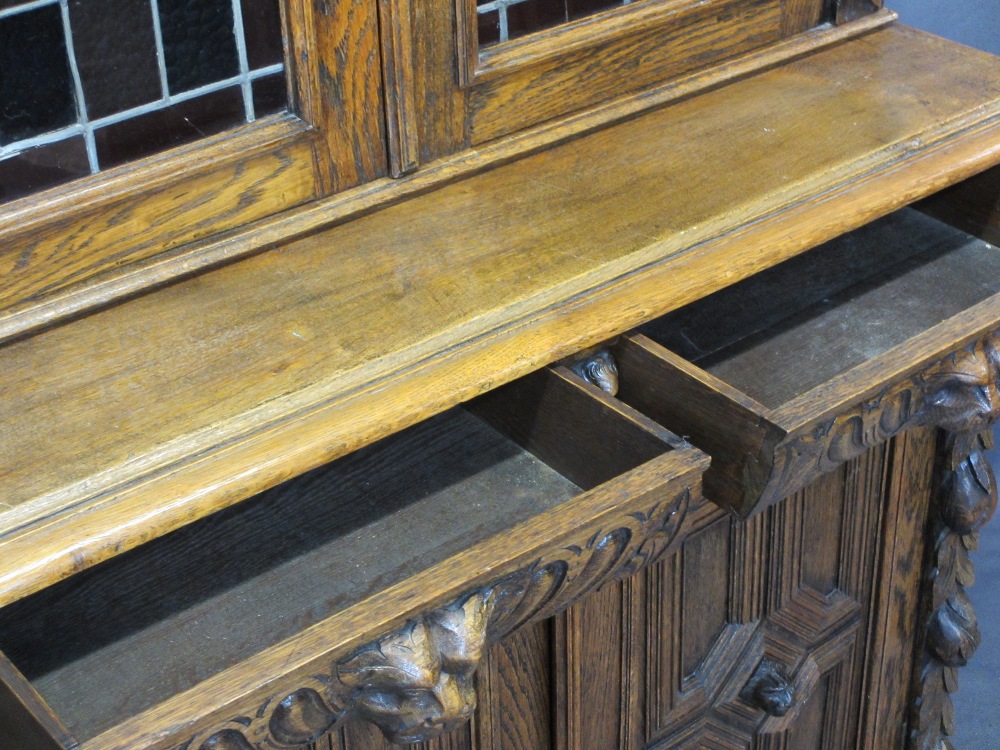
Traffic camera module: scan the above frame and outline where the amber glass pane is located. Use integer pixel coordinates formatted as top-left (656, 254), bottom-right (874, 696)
top-left (0, 0), bottom-right (288, 205)
top-left (476, 0), bottom-right (634, 46)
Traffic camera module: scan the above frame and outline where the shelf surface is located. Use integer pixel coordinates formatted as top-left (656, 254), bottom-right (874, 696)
top-left (644, 208), bottom-right (1000, 408)
top-left (3, 25), bottom-right (1000, 605)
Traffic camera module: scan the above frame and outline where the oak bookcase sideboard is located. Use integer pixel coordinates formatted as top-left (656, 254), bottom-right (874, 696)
top-left (0, 1), bottom-right (999, 749)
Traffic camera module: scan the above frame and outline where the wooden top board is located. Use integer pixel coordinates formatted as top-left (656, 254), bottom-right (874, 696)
top-left (2, 25), bottom-right (1000, 606)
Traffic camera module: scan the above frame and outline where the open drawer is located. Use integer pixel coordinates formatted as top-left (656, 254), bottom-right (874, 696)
top-left (0, 367), bottom-right (706, 750)
top-left (588, 204), bottom-right (1000, 518)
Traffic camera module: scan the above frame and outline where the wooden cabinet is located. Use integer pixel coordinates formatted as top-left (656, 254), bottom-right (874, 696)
top-left (0, 5), bottom-right (999, 750)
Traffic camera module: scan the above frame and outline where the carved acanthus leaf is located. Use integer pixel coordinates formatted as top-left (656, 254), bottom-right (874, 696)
top-left (772, 332), bottom-right (1000, 505)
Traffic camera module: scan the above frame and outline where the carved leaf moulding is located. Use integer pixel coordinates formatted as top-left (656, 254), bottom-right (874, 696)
top-left (767, 330), bottom-right (1000, 509)
top-left (178, 486), bottom-right (694, 749)
top-left (908, 429), bottom-right (998, 750)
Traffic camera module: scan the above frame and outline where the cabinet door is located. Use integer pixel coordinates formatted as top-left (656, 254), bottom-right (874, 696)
top-left (643, 429), bottom-right (935, 750)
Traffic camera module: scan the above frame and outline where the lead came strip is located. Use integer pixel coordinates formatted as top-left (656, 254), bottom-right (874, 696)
top-left (476, 0), bottom-right (635, 46)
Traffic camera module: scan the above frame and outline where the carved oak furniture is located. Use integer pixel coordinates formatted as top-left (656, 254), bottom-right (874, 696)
top-left (0, 4), bottom-right (1000, 750)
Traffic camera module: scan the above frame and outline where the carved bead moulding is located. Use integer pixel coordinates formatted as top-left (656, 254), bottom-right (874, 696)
top-left (179, 486), bottom-right (693, 748)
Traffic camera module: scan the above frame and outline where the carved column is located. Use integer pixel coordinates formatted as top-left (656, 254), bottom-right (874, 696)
top-left (909, 335), bottom-right (1000, 750)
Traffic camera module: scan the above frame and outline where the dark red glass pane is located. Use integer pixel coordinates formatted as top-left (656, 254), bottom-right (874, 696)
top-left (506, 0), bottom-right (567, 40)
top-left (567, 0), bottom-right (624, 19)
top-left (69, 0), bottom-right (161, 119)
top-left (477, 9), bottom-right (501, 46)
top-left (241, 0), bottom-right (284, 69)
top-left (157, 0), bottom-right (240, 92)
top-left (0, 5), bottom-right (77, 144)
top-left (0, 136), bottom-right (90, 204)
top-left (95, 86), bottom-right (244, 169)
top-left (251, 74), bottom-right (288, 117)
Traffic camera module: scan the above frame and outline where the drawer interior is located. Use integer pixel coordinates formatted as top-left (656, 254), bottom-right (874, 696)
top-left (638, 207), bottom-right (1000, 410)
top-left (607, 199), bottom-right (1000, 516)
top-left (0, 368), bottom-right (677, 744)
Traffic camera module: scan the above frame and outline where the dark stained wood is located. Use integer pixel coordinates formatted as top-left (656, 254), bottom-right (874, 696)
top-left (0, 654), bottom-right (76, 750)
top-left (857, 427), bottom-right (937, 750)
top-left (612, 334), bottom-right (783, 512)
top-left (916, 163), bottom-right (1000, 248)
top-left (641, 446), bottom-right (886, 749)
top-left (468, 366), bottom-right (681, 490)
top-left (476, 622), bottom-right (553, 750)
top-left (908, 428), bottom-right (999, 750)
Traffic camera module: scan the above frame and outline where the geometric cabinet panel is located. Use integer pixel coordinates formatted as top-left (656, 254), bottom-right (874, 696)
top-left (647, 447), bottom-right (888, 750)
top-left (306, 430), bottom-right (937, 750)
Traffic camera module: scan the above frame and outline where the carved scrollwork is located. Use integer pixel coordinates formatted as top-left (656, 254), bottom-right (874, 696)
top-left (182, 488), bottom-right (691, 748)
top-left (771, 332), bottom-right (1000, 505)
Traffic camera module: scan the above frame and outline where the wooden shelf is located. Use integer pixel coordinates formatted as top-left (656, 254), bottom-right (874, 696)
top-left (2, 25), bottom-right (1000, 606)
top-left (0, 367), bottom-right (706, 749)
top-left (610, 207), bottom-right (1000, 516)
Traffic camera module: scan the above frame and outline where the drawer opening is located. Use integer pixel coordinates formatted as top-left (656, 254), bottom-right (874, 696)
top-left (0, 367), bottom-right (679, 744)
top-left (607, 203), bottom-right (1000, 516)
top-left (636, 207), bottom-right (1000, 410)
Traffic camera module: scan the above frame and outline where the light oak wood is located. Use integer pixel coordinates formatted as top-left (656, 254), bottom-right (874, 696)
top-left (0, 367), bottom-right (706, 750)
top-left (0, 0), bottom-right (388, 315)
top-left (1, 12), bottom-right (1000, 750)
top-left (609, 209), bottom-right (1000, 516)
top-left (1, 28), bottom-right (1000, 607)
top-left (0, 15), bottom-right (933, 341)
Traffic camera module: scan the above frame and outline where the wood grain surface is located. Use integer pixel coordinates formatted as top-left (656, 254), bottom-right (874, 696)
top-left (0, 0), bottom-right (389, 315)
top-left (2, 27), bottom-right (1000, 608)
top-left (0, 367), bottom-right (705, 749)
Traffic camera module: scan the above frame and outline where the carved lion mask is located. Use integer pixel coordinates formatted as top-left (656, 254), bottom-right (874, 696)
top-left (336, 592), bottom-right (492, 743)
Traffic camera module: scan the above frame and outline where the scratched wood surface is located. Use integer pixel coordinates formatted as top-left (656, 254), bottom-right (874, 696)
top-left (1, 27), bottom-right (1000, 607)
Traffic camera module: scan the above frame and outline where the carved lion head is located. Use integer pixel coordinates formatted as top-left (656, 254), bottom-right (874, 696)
top-left (336, 592), bottom-right (491, 743)
top-left (922, 334), bottom-right (1000, 435)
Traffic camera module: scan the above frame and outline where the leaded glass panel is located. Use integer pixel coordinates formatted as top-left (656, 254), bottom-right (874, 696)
top-left (477, 0), bottom-right (637, 47)
top-left (0, 0), bottom-right (287, 204)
